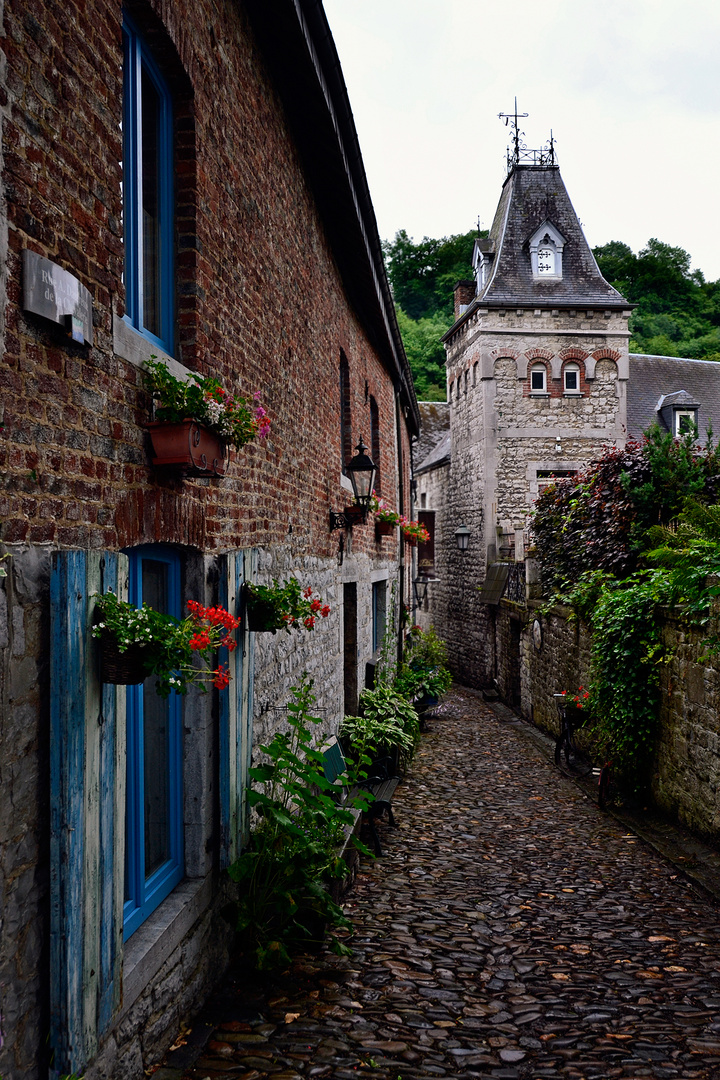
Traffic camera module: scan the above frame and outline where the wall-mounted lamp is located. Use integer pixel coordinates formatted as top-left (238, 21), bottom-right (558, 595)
top-left (454, 523), bottom-right (471, 552)
top-left (330, 439), bottom-right (378, 531)
top-left (413, 574), bottom-right (429, 608)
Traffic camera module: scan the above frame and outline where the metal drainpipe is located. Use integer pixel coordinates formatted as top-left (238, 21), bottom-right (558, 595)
top-left (395, 390), bottom-right (405, 669)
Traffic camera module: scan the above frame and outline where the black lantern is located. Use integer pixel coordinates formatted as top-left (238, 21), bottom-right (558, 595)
top-left (413, 574), bottom-right (429, 608)
top-left (330, 439), bottom-right (378, 530)
top-left (454, 523), bottom-right (471, 552)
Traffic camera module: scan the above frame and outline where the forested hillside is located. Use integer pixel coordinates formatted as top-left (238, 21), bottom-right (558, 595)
top-left (385, 230), bottom-right (720, 402)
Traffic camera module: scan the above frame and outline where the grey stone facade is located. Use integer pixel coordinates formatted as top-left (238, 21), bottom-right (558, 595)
top-left (417, 159), bottom-right (632, 688)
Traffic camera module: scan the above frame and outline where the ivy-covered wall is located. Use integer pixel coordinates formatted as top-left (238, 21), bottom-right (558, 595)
top-left (496, 596), bottom-right (720, 842)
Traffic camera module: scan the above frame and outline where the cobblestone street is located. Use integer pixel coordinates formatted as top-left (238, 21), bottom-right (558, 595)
top-left (160, 688), bottom-right (720, 1080)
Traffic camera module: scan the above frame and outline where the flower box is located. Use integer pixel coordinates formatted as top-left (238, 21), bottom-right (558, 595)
top-left (375, 520), bottom-right (395, 538)
top-left (404, 534), bottom-right (417, 547)
top-left (244, 592), bottom-right (282, 633)
top-left (146, 420), bottom-right (227, 476)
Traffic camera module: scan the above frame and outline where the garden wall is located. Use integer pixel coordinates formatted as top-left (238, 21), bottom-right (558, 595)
top-left (494, 593), bottom-right (720, 843)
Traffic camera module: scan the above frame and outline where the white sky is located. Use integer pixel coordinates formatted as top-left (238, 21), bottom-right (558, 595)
top-left (323, 0), bottom-right (720, 281)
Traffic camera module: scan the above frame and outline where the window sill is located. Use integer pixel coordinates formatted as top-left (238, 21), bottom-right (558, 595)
top-left (120, 874), bottom-right (213, 1019)
top-left (114, 314), bottom-right (190, 382)
top-left (529, 392), bottom-right (550, 398)
top-left (563, 392), bottom-right (583, 398)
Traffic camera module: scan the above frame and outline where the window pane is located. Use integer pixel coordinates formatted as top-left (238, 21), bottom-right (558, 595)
top-left (372, 582), bottom-right (386, 653)
top-left (141, 68), bottom-right (162, 338)
top-left (531, 368), bottom-right (544, 391)
top-left (565, 369), bottom-right (578, 390)
top-left (141, 559), bottom-right (171, 880)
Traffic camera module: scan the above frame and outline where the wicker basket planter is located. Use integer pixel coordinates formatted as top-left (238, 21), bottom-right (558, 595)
top-left (100, 635), bottom-right (149, 685)
top-left (146, 420), bottom-right (227, 477)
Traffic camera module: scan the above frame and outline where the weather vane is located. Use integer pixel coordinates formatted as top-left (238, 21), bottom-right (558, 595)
top-left (498, 98), bottom-right (556, 173)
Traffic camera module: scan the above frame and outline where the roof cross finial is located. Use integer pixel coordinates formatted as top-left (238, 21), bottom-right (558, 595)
top-left (498, 97), bottom-right (528, 167)
top-left (498, 99), bottom-right (557, 173)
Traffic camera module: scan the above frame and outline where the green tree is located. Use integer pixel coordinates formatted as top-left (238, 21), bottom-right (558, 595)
top-left (395, 307), bottom-right (452, 401)
top-left (593, 238), bottom-right (720, 358)
top-left (384, 228), bottom-right (479, 321)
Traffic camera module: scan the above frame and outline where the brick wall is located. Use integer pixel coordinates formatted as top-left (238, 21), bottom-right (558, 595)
top-left (0, 0), bottom-right (414, 1076)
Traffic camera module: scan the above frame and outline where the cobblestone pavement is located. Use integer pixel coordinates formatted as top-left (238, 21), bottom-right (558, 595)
top-left (161, 687), bottom-right (720, 1080)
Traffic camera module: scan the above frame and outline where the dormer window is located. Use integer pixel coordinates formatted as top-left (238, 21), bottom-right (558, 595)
top-left (675, 410), bottom-right (698, 437)
top-left (563, 363), bottom-right (581, 394)
top-left (528, 220), bottom-right (566, 281)
top-left (530, 363), bottom-right (547, 394)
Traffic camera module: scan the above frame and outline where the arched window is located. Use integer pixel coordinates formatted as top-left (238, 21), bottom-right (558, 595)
top-left (339, 351), bottom-right (352, 471)
top-left (369, 395), bottom-right (381, 493)
top-left (564, 363), bottom-right (581, 394)
top-left (530, 363), bottom-right (547, 394)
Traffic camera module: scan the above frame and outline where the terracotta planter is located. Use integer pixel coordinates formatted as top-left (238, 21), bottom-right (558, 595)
top-left (375, 520), bottom-right (395, 538)
top-left (146, 420), bottom-right (227, 476)
top-left (100, 634), bottom-right (149, 685)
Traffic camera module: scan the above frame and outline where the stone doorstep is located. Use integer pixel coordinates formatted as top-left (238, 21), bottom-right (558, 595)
top-left (493, 699), bottom-right (720, 904)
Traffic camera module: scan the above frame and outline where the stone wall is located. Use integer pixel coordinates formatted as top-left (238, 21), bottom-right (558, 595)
top-left (493, 591), bottom-right (720, 844)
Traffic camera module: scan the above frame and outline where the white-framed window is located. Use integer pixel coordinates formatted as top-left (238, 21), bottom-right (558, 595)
top-left (528, 221), bottom-right (565, 281)
top-left (530, 363), bottom-right (547, 394)
top-left (563, 363), bottom-right (581, 394)
top-left (675, 410), bottom-right (698, 436)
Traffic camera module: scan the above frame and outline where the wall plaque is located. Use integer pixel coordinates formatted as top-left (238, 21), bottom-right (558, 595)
top-left (22, 249), bottom-right (93, 345)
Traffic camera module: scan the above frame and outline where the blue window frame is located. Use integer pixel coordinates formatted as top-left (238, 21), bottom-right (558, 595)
top-left (124, 547), bottom-right (183, 939)
top-left (123, 14), bottom-right (174, 354)
top-left (372, 580), bottom-right (387, 654)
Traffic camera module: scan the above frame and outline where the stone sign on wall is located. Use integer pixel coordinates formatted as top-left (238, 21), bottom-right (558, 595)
top-left (22, 249), bottom-right (93, 344)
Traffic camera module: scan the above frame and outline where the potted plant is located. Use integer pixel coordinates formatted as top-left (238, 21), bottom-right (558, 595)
top-left (144, 356), bottom-right (270, 476)
top-left (243, 578), bottom-right (330, 633)
top-left (340, 685), bottom-right (419, 772)
top-left (370, 492), bottom-right (400, 537)
top-left (401, 519), bottom-right (431, 547)
top-left (395, 625), bottom-right (452, 711)
top-left (92, 591), bottom-right (240, 696)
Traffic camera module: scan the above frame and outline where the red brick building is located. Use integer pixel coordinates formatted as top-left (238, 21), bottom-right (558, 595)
top-left (0, 2), bottom-right (418, 1076)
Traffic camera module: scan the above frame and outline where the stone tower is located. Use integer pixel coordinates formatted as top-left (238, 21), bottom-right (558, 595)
top-left (436, 140), bottom-right (632, 687)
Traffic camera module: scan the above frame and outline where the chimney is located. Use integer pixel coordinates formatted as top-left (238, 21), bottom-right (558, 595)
top-left (453, 279), bottom-right (476, 320)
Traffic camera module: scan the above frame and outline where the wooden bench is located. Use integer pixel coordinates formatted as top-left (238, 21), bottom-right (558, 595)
top-left (321, 737), bottom-right (399, 856)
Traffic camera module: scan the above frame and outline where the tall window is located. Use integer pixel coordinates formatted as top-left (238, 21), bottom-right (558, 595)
top-left (123, 15), bottom-right (174, 354)
top-left (372, 580), bottom-right (387, 654)
top-left (369, 395), bottom-right (381, 493)
top-left (124, 547), bottom-right (183, 938)
top-left (339, 352), bottom-right (352, 470)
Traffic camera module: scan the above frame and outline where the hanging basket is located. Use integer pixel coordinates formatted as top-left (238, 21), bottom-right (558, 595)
top-left (404, 534), bottom-right (418, 547)
top-left (100, 635), bottom-right (149, 685)
top-left (375, 520), bottom-right (395, 538)
top-left (243, 585), bottom-right (282, 633)
top-left (146, 420), bottom-right (228, 477)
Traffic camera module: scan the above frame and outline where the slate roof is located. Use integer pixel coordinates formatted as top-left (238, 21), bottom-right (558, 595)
top-left (415, 402), bottom-right (450, 468)
top-left (479, 165), bottom-right (628, 309)
top-left (627, 354), bottom-right (720, 441)
top-left (415, 430), bottom-right (451, 475)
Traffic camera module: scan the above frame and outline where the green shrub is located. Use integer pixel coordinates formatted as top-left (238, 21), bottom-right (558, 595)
top-left (228, 676), bottom-right (370, 970)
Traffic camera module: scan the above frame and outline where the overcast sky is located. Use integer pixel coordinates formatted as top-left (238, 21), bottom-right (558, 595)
top-left (323, 0), bottom-right (720, 281)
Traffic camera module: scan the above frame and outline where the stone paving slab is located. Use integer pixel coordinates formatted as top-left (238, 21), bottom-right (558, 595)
top-left (157, 687), bottom-right (720, 1080)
